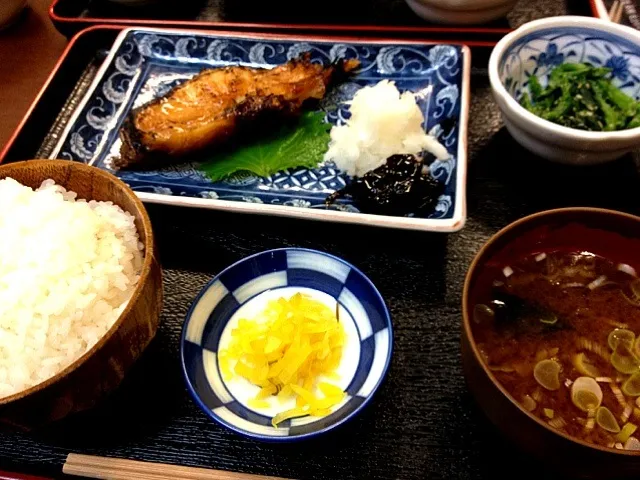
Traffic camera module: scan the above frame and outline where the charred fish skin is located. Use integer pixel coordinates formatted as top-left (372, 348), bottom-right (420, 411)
top-left (118, 115), bottom-right (151, 169)
top-left (116, 55), bottom-right (360, 170)
top-left (116, 93), bottom-right (298, 171)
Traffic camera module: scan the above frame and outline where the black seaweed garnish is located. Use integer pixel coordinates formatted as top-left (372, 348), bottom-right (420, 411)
top-left (325, 154), bottom-right (444, 216)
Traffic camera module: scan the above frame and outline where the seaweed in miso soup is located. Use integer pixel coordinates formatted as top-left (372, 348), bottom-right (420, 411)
top-left (471, 250), bottom-right (640, 451)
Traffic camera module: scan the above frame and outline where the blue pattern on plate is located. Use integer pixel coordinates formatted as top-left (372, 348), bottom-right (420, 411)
top-left (180, 248), bottom-right (392, 441)
top-left (499, 26), bottom-right (640, 103)
top-left (52, 30), bottom-right (464, 220)
top-left (345, 336), bottom-right (376, 397)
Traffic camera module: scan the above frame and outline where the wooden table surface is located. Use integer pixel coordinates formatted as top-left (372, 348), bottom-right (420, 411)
top-left (0, 0), bottom-right (66, 152)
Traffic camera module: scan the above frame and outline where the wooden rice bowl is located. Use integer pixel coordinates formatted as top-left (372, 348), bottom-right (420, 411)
top-left (0, 160), bottom-right (162, 429)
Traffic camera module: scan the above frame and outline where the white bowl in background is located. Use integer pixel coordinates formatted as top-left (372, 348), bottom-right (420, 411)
top-left (405, 0), bottom-right (517, 25)
top-left (489, 16), bottom-right (640, 165)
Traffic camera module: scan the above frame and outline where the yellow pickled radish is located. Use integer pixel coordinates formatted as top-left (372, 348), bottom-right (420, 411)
top-left (248, 399), bottom-right (271, 409)
top-left (218, 292), bottom-right (348, 426)
top-left (256, 384), bottom-right (277, 399)
top-left (312, 408), bottom-right (332, 417)
top-left (271, 406), bottom-right (310, 427)
top-left (319, 382), bottom-right (344, 397)
top-left (264, 336), bottom-right (281, 354)
top-left (290, 384), bottom-right (317, 406)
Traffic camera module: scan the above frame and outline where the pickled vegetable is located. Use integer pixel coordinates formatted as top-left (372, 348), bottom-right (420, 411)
top-left (596, 406), bottom-right (621, 433)
top-left (248, 398), bottom-right (271, 409)
top-left (534, 359), bottom-right (561, 391)
top-left (218, 293), bottom-right (347, 426)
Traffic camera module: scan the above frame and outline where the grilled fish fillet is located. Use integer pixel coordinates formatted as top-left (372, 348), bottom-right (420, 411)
top-left (117, 55), bottom-right (360, 169)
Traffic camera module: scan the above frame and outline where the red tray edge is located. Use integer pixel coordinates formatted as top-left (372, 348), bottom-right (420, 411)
top-left (48, 0), bottom-right (514, 36)
top-left (0, 25), bottom-right (124, 163)
top-left (0, 24), bottom-right (494, 165)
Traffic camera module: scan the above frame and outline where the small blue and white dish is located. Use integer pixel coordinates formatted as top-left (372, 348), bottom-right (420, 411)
top-left (49, 27), bottom-right (470, 232)
top-left (180, 248), bottom-right (393, 441)
top-left (489, 16), bottom-right (640, 165)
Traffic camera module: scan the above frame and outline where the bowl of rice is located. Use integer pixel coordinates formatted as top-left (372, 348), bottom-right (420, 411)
top-left (0, 160), bottom-right (162, 429)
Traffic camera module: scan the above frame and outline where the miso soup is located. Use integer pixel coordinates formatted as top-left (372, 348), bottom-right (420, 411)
top-left (471, 250), bottom-right (640, 451)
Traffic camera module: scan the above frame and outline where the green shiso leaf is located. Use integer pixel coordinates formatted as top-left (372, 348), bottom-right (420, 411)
top-left (199, 111), bottom-right (330, 182)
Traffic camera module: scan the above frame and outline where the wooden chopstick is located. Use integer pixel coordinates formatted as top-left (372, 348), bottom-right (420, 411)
top-left (609, 0), bottom-right (624, 23)
top-left (63, 454), bottom-right (294, 480)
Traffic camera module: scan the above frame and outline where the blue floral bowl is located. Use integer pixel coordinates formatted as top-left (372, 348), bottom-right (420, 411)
top-left (489, 16), bottom-right (640, 164)
top-left (180, 248), bottom-right (393, 441)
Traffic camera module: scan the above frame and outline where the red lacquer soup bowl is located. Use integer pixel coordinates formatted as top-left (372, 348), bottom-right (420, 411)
top-left (462, 208), bottom-right (640, 478)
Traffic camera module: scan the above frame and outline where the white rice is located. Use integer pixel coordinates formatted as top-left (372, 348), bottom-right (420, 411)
top-left (0, 178), bottom-right (143, 397)
top-left (324, 80), bottom-right (449, 177)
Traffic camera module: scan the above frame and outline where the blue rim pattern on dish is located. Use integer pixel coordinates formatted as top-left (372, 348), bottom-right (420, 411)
top-left (499, 26), bottom-right (640, 102)
top-left (50, 29), bottom-right (465, 222)
top-left (180, 248), bottom-right (393, 441)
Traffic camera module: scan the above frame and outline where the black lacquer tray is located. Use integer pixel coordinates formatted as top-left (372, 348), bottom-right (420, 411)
top-left (1, 25), bottom-right (640, 480)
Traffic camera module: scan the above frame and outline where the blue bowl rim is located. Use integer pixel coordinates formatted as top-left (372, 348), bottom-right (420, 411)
top-left (488, 15), bottom-right (640, 142)
top-left (179, 247), bottom-right (394, 442)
